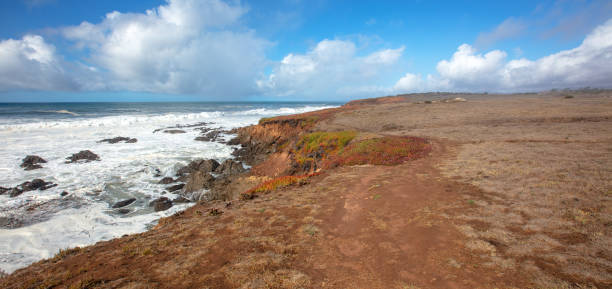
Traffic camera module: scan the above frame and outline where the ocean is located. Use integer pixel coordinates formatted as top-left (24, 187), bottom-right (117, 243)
top-left (0, 102), bottom-right (338, 273)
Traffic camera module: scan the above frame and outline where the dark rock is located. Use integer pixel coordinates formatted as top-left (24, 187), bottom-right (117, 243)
top-left (153, 168), bottom-right (162, 177)
top-left (0, 217), bottom-right (22, 229)
top-left (183, 171), bottom-right (215, 193)
top-left (0, 187), bottom-right (9, 195)
top-left (173, 196), bottom-right (191, 203)
top-left (112, 198), bottom-right (136, 208)
top-left (98, 137), bottom-right (137, 144)
top-left (163, 129), bottom-right (186, 134)
top-left (194, 130), bottom-right (220, 142)
top-left (215, 159), bottom-right (246, 176)
top-left (60, 191), bottom-right (69, 196)
top-left (166, 183), bottom-right (184, 192)
top-left (149, 197), bottom-right (173, 212)
top-left (176, 159), bottom-right (220, 177)
top-left (66, 150), bottom-right (100, 163)
top-left (7, 179), bottom-right (57, 197)
top-left (116, 208), bottom-right (131, 214)
top-left (21, 155), bottom-right (47, 170)
top-left (227, 137), bottom-right (241, 146)
top-left (158, 177), bottom-right (176, 184)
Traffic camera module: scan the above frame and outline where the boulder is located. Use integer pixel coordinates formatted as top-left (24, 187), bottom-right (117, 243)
top-left (112, 198), bottom-right (136, 208)
top-left (98, 137), bottom-right (137, 144)
top-left (66, 150), bottom-right (100, 163)
top-left (176, 159), bottom-right (220, 177)
top-left (183, 171), bottom-right (215, 193)
top-left (166, 183), bottom-right (184, 192)
top-left (158, 177), bottom-right (176, 184)
top-left (163, 129), bottom-right (186, 134)
top-left (215, 159), bottom-right (246, 176)
top-left (21, 155), bottom-right (47, 170)
top-left (149, 197), bottom-right (173, 212)
top-left (60, 191), bottom-right (69, 197)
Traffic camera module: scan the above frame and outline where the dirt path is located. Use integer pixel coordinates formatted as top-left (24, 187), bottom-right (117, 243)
top-left (294, 141), bottom-right (525, 288)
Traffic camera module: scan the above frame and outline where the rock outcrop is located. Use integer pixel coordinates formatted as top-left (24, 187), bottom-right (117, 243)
top-left (176, 159), bottom-right (220, 177)
top-left (20, 155), bottom-right (47, 170)
top-left (66, 150), bottom-right (100, 163)
top-left (4, 179), bottom-right (58, 197)
top-left (149, 197), bottom-right (173, 212)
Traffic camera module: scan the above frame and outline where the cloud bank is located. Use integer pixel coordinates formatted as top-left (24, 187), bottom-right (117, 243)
top-left (258, 39), bottom-right (404, 98)
top-left (394, 18), bottom-right (612, 94)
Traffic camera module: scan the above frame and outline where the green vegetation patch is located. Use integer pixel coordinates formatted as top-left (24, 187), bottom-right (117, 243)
top-left (326, 136), bottom-right (431, 167)
top-left (294, 131), bottom-right (357, 165)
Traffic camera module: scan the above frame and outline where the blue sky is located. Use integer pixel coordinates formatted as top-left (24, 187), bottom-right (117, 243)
top-left (0, 0), bottom-right (611, 102)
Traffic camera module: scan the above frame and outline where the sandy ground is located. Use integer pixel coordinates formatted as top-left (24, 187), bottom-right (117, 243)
top-left (1, 92), bottom-right (611, 288)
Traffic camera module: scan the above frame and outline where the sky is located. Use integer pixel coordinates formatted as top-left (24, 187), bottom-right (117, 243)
top-left (0, 0), bottom-right (611, 102)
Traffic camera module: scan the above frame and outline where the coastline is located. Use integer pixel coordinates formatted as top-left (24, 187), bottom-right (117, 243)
top-left (2, 91), bottom-right (611, 288)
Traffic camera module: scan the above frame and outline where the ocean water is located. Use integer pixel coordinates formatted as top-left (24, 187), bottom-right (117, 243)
top-left (0, 102), bottom-right (338, 273)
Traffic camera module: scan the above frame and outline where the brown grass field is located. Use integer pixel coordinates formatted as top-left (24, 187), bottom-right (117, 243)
top-left (1, 91), bottom-right (611, 288)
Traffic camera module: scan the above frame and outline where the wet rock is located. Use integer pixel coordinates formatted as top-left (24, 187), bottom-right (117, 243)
top-left (173, 196), bottom-right (191, 203)
top-left (116, 208), bottom-right (131, 214)
top-left (0, 217), bottom-right (22, 229)
top-left (8, 179), bottom-right (58, 197)
top-left (166, 183), bottom-right (184, 192)
top-left (112, 198), bottom-right (136, 208)
top-left (158, 177), bottom-right (176, 184)
top-left (0, 187), bottom-right (9, 195)
top-left (176, 159), bottom-right (220, 177)
top-left (149, 197), bottom-right (173, 212)
top-left (215, 159), bottom-right (246, 176)
top-left (98, 136), bottom-right (137, 144)
top-left (60, 191), bottom-right (69, 197)
top-left (183, 171), bottom-right (215, 193)
top-left (153, 168), bottom-right (162, 177)
top-left (195, 130), bottom-right (220, 142)
top-left (163, 129), bottom-right (186, 134)
top-left (21, 155), bottom-right (47, 170)
top-left (65, 150), bottom-right (100, 163)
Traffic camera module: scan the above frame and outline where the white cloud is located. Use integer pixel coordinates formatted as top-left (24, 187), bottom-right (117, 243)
top-left (258, 39), bottom-right (404, 98)
top-left (0, 35), bottom-right (77, 91)
top-left (394, 18), bottom-right (612, 93)
top-left (60, 0), bottom-right (269, 97)
top-left (393, 73), bottom-right (422, 92)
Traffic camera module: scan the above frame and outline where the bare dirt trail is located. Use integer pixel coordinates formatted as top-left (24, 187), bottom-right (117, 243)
top-left (296, 141), bottom-right (525, 289)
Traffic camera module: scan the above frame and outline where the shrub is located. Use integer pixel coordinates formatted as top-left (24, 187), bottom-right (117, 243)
top-left (294, 131), bottom-right (357, 165)
top-left (325, 136), bottom-right (431, 167)
top-left (242, 173), bottom-right (320, 197)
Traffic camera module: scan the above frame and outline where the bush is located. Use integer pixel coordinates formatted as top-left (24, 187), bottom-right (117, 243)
top-left (325, 136), bottom-right (431, 167)
top-left (242, 173), bottom-right (320, 197)
top-left (294, 131), bottom-right (357, 165)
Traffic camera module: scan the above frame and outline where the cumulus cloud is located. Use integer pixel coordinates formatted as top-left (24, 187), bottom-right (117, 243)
top-left (258, 39), bottom-right (404, 98)
top-left (0, 35), bottom-right (77, 91)
top-left (58, 0), bottom-right (269, 97)
top-left (394, 18), bottom-right (612, 93)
